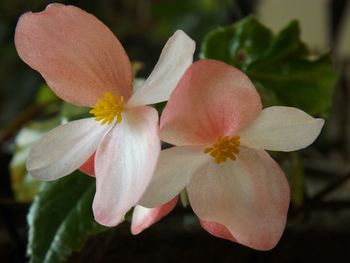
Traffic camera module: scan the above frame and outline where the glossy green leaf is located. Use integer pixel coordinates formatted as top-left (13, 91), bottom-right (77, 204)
top-left (201, 16), bottom-right (338, 116)
top-left (27, 172), bottom-right (106, 263)
top-left (201, 16), bottom-right (273, 70)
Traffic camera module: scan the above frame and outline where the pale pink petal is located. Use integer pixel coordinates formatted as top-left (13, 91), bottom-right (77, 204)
top-left (79, 152), bottom-right (95, 177)
top-left (27, 118), bottom-right (110, 181)
top-left (160, 60), bottom-right (262, 146)
top-left (93, 106), bottom-right (160, 227)
top-left (240, 106), bottom-right (325, 151)
top-left (187, 147), bottom-right (290, 250)
top-left (15, 4), bottom-right (132, 106)
top-left (200, 221), bottom-right (237, 242)
top-left (131, 197), bottom-right (178, 235)
top-left (126, 30), bottom-right (195, 107)
top-left (139, 146), bottom-right (209, 208)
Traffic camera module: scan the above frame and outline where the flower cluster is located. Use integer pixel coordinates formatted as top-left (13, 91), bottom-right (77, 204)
top-left (15, 4), bottom-right (324, 250)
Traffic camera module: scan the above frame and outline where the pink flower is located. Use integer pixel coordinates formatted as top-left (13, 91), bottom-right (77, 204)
top-left (137, 59), bottom-right (324, 250)
top-left (15, 3), bottom-right (195, 227)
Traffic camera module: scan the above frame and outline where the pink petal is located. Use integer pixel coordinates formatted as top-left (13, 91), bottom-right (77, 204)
top-left (200, 221), bottom-right (237, 242)
top-left (127, 30), bottom-right (195, 107)
top-left (15, 4), bottom-right (132, 106)
top-left (160, 59), bottom-right (262, 146)
top-left (139, 145), bottom-right (209, 208)
top-left (79, 152), bottom-right (95, 177)
top-left (131, 197), bottom-right (178, 235)
top-left (93, 106), bottom-right (160, 227)
top-left (187, 147), bottom-right (290, 250)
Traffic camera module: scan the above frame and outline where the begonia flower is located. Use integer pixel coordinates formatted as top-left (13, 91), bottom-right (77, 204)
top-left (138, 59), bottom-right (324, 250)
top-left (15, 3), bottom-right (195, 227)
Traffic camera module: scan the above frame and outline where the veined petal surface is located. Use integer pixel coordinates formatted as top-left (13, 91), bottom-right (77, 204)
top-left (93, 106), bottom-right (160, 227)
top-left (187, 147), bottom-right (290, 250)
top-left (15, 3), bottom-right (132, 106)
top-left (160, 60), bottom-right (262, 146)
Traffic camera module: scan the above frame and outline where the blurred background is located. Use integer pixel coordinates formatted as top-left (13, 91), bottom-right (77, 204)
top-left (1, 0), bottom-right (350, 262)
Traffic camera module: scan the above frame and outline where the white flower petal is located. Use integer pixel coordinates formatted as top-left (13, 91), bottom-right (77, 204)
top-left (139, 146), bottom-right (209, 208)
top-left (92, 106), bottom-right (160, 227)
top-left (27, 118), bottom-right (110, 181)
top-left (187, 147), bottom-right (290, 250)
top-left (240, 106), bottom-right (324, 151)
top-left (132, 78), bottom-right (146, 94)
top-left (126, 30), bottom-right (195, 107)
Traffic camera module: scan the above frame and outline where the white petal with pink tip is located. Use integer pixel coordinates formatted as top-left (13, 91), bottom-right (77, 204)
top-left (93, 106), bottom-right (160, 227)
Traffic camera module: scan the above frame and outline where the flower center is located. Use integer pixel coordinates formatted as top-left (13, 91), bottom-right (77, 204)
top-left (204, 135), bottom-right (240, 164)
top-left (90, 92), bottom-right (124, 125)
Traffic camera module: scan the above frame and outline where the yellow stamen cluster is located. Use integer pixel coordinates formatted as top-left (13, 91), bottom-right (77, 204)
top-left (204, 135), bottom-right (240, 164)
top-left (90, 92), bottom-right (124, 125)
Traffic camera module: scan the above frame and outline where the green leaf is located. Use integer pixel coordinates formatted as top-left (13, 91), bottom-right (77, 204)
top-left (253, 81), bottom-right (281, 107)
top-left (201, 16), bottom-right (338, 116)
top-left (201, 16), bottom-right (273, 70)
top-left (27, 172), bottom-right (106, 263)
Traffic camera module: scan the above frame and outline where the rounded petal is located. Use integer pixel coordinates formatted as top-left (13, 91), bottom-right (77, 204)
top-left (127, 30), bottom-right (195, 107)
top-left (200, 221), bottom-right (237, 242)
top-left (27, 118), bottom-right (110, 180)
top-left (15, 4), bottom-right (132, 106)
top-left (93, 106), bottom-right (160, 227)
top-left (139, 146), bottom-right (209, 208)
top-left (187, 147), bottom-right (290, 250)
top-left (240, 106), bottom-right (325, 151)
top-left (131, 197), bottom-right (178, 235)
top-left (160, 59), bottom-right (262, 146)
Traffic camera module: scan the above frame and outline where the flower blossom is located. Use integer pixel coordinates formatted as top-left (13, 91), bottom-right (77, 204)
top-left (134, 59), bottom-right (324, 250)
top-left (15, 3), bottom-right (195, 226)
